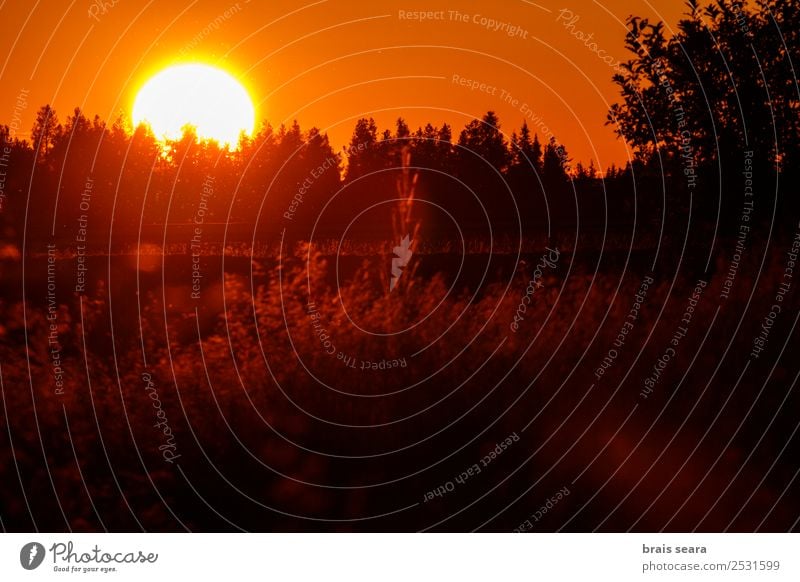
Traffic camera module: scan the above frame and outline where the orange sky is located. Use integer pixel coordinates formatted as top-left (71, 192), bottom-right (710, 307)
top-left (0, 0), bottom-right (689, 171)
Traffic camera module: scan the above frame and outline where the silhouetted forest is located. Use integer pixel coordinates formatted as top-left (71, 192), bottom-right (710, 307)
top-left (0, 104), bottom-right (597, 244)
top-left (1, 1), bottom-right (798, 248)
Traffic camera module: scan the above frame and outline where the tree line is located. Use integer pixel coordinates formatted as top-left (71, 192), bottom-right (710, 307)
top-left (0, 105), bottom-right (608, 243)
top-left (1, 0), bottom-right (798, 246)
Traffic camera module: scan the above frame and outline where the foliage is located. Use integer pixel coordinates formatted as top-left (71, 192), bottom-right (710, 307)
top-left (608, 0), bottom-right (800, 174)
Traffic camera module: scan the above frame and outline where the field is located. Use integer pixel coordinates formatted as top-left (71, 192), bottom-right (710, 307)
top-left (2, 226), bottom-right (798, 532)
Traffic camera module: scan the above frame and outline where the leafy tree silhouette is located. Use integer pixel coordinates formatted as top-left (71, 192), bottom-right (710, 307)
top-left (609, 0), bottom-right (800, 180)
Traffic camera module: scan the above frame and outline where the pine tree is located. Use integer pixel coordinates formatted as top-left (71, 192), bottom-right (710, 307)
top-left (344, 117), bottom-right (379, 181)
top-left (30, 105), bottom-right (60, 160)
top-left (457, 111), bottom-right (510, 173)
top-left (543, 137), bottom-right (570, 183)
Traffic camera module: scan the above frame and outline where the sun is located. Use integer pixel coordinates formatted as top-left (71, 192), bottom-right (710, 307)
top-left (132, 64), bottom-right (255, 147)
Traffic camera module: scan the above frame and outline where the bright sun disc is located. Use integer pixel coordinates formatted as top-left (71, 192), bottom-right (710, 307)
top-left (133, 64), bottom-right (255, 147)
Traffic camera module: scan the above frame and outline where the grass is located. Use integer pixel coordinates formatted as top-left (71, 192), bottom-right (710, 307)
top-left (0, 235), bottom-right (798, 531)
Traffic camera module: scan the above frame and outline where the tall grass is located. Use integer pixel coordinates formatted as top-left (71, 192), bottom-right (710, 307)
top-left (0, 237), bottom-right (797, 530)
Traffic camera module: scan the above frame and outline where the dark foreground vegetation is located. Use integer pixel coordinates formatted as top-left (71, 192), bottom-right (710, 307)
top-left (1, 0), bottom-right (800, 531)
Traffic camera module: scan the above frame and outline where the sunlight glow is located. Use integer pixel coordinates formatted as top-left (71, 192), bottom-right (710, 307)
top-left (132, 64), bottom-right (255, 147)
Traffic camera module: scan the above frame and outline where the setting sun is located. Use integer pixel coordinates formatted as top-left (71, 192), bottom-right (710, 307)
top-left (132, 63), bottom-right (255, 147)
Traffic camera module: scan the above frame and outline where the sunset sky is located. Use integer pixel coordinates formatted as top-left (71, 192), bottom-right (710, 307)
top-left (0, 0), bottom-right (688, 170)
